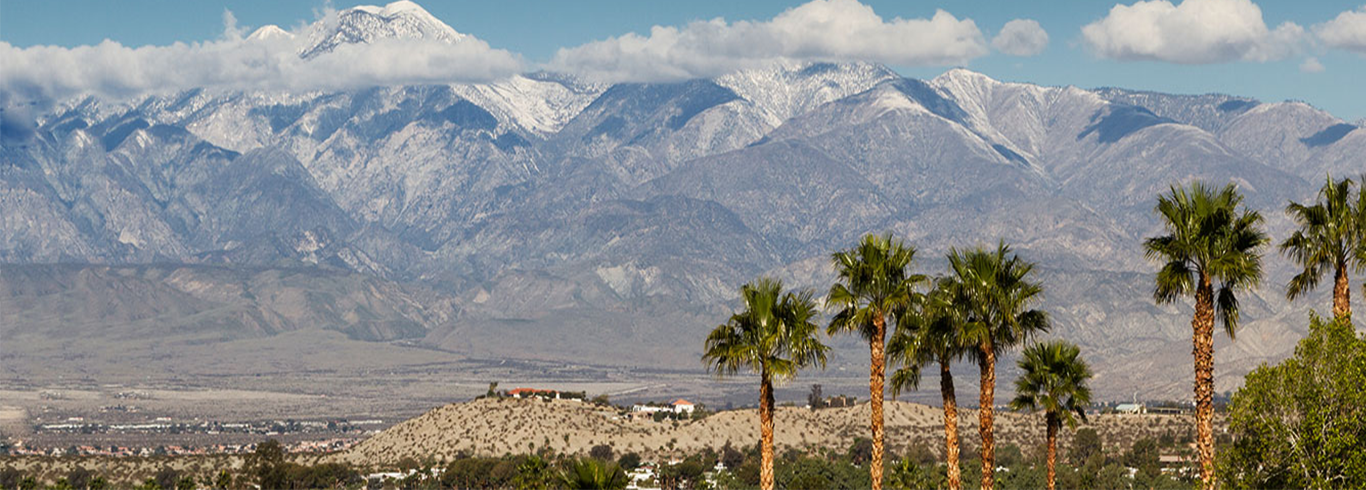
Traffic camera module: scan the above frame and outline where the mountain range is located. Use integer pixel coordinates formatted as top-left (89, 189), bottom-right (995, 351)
top-left (2, 1), bottom-right (1362, 401)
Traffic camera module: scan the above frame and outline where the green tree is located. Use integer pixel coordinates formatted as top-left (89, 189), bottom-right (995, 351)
top-left (1220, 315), bottom-right (1366, 488)
top-left (559, 458), bottom-right (628, 490)
top-left (1125, 438), bottom-right (1162, 478)
top-left (1145, 181), bottom-right (1268, 490)
top-left (248, 439), bottom-right (287, 489)
top-left (885, 458), bottom-right (945, 490)
top-left (826, 232), bottom-right (927, 489)
top-left (705, 278), bottom-right (830, 490)
top-left (1281, 175), bottom-right (1363, 320)
top-left (1010, 340), bottom-right (1093, 490)
top-left (946, 242), bottom-right (1050, 489)
top-left (888, 278), bottom-right (972, 490)
top-left (1068, 428), bottom-right (1102, 466)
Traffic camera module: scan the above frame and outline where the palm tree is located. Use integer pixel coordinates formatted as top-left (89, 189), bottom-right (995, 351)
top-left (559, 458), bottom-right (628, 490)
top-left (1144, 182), bottom-right (1267, 490)
top-left (1281, 175), bottom-right (1362, 320)
top-left (888, 279), bottom-right (971, 490)
top-left (703, 278), bottom-right (829, 490)
top-left (827, 232), bottom-right (927, 489)
top-left (946, 242), bottom-right (1049, 490)
top-left (1009, 341), bottom-right (1093, 490)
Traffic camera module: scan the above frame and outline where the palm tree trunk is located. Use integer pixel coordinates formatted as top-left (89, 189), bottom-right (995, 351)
top-left (760, 370), bottom-right (776, 490)
top-left (869, 315), bottom-right (887, 490)
top-left (1192, 275), bottom-right (1217, 490)
top-left (940, 360), bottom-right (961, 490)
top-left (979, 345), bottom-right (996, 490)
top-left (1045, 412), bottom-right (1058, 490)
top-left (1333, 263), bottom-right (1351, 321)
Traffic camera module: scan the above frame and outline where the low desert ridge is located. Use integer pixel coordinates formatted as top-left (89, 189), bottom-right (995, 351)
top-left (330, 396), bottom-right (1199, 466)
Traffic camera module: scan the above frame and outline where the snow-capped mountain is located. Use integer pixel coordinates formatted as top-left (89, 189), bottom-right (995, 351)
top-left (300, 0), bottom-right (466, 58)
top-left (4, 2), bottom-right (1363, 399)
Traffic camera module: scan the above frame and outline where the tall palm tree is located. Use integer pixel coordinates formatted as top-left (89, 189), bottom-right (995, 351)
top-left (1009, 341), bottom-right (1093, 490)
top-left (1358, 175), bottom-right (1366, 300)
top-left (889, 279), bottom-right (971, 490)
top-left (946, 242), bottom-right (1049, 490)
top-left (1144, 182), bottom-right (1267, 490)
top-left (1281, 175), bottom-right (1362, 320)
top-left (827, 232), bottom-right (927, 489)
top-left (703, 278), bottom-right (829, 490)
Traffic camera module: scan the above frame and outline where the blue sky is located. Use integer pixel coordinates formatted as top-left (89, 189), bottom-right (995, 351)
top-left (3, 0), bottom-right (1364, 120)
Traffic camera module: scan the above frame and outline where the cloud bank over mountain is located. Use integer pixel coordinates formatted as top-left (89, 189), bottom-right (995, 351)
top-left (1081, 0), bottom-right (1304, 64)
top-left (1, 0), bottom-right (1360, 108)
top-left (547, 0), bottom-right (990, 82)
top-left (0, 2), bottom-right (524, 102)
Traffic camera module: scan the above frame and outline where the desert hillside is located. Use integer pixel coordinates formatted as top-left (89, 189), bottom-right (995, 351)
top-left (333, 397), bottom-right (1197, 466)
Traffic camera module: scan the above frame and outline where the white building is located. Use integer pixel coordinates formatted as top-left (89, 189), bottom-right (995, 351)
top-left (672, 399), bottom-right (695, 415)
top-left (1116, 403), bottom-right (1146, 414)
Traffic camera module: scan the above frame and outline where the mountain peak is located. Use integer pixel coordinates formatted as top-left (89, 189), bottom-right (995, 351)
top-left (715, 60), bottom-right (899, 125)
top-left (347, 1), bottom-right (433, 18)
top-left (301, 1), bottom-right (464, 59)
top-left (932, 67), bottom-right (999, 87)
top-left (246, 25), bottom-right (294, 42)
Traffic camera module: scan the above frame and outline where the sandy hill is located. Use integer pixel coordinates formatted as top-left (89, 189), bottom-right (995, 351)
top-left (333, 397), bottom-right (1196, 466)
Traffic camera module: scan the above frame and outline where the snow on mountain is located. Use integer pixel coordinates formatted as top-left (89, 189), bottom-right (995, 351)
top-left (300, 0), bottom-right (466, 59)
top-left (11, 53), bottom-right (1366, 398)
top-left (246, 25), bottom-right (295, 42)
top-left (930, 68), bottom-right (1104, 173)
top-left (715, 60), bottom-right (898, 127)
top-left (453, 74), bottom-right (607, 136)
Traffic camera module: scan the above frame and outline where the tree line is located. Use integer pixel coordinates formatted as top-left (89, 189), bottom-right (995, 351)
top-left (704, 175), bottom-right (1366, 490)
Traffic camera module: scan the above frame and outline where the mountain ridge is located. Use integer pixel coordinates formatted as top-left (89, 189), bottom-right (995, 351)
top-left (4, 51), bottom-right (1360, 400)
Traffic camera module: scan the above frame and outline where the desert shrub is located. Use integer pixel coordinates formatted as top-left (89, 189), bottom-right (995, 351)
top-left (847, 438), bottom-right (873, 466)
top-left (617, 453), bottom-right (641, 471)
top-left (0, 468), bottom-right (22, 490)
top-left (153, 468), bottom-right (179, 490)
top-left (589, 444), bottom-right (614, 461)
top-left (720, 444), bottom-right (745, 470)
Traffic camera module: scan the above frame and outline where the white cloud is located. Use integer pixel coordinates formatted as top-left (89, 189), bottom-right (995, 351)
top-left (1299, 57), bottom-right (1325, 73)
top-left (1315, 6), bottom-right (1366, 54)
top-left (547, 0), bottom-right (988, 82)
top-left (0, 8), bottom-right (523, 102)
top-left (1081, 0), bottom-right (1304, 64)
top-left (992, 19), bottom-right (1049, 56)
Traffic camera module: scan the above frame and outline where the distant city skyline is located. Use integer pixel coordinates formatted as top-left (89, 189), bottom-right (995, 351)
top-left (3, 0), bottom-right (1364, 119)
